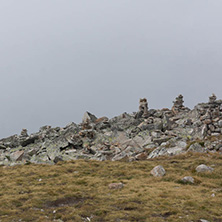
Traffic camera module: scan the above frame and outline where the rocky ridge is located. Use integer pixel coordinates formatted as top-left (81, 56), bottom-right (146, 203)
top-left (1, 94), bottom-right (222, 166)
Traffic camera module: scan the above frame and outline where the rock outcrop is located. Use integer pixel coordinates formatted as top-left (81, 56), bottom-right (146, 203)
top-left (1, 94), bottom-right (222, 166)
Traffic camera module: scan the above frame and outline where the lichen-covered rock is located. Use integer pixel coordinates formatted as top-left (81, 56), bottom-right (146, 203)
top-left (150, 165), bottom-right (166, 177)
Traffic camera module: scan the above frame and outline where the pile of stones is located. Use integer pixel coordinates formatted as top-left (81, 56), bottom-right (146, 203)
top-left (172, 94), bottom-right (190, 114)
top-left (0, 94), bottom-right (222, 166)
top-left (194, 94), bottom-right (222, 137)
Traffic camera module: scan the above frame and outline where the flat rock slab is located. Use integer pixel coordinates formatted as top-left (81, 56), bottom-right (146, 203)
top-left (10, 150), bottom-right (24, 161)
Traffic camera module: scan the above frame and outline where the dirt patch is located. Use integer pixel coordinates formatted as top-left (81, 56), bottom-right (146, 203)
top-left (45, 196), bottom-right (88, 208)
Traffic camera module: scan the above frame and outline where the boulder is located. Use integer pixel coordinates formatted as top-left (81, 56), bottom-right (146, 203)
top-left (188, 143), bottom-right (205, 153)
top-left (10, 150), bottom-right (24, 161)
top-left (82, 112), bottom-right (97, 124)
top-left (196, 164), bottom-right (214, 173)
top-left (20, 135), bottom-right (39, 147)
top-left (150, 165), bottom-right (166, 177)
top-left (148, 147), bottom-right (167, 159)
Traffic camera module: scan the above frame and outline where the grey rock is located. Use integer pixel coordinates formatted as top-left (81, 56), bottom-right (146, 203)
top-left (196, 164), bottom-right (214, 173)
top-left (82, 111), bottom-right (97, 124)
top-left (166, 147), bottom-right (185, 155)
top-left (46, 144), bottom-right (61, 161)
top-left (218, 120), bottom-right (222, 128)
top-left (120, 138), bottom-right (142, 150)
top-left (10, 150), bottom-right (24, 161)
top-left (108, 182), bottom-right (124, 189)
top-left (176, 141), bottom-right (187, 148)
top-left (181, 176), bottom-right (194, 184)
top-left (0, 135), bottom-right (20, 148)
top-left (188, 143), bottom-right (205, 153)
top-left (150, 165), bottom-right (166, 177)
top-left (0, 143), bottom-right (7, 150)
top-left (20, 135), bottom-right (39, 147)
top-left (148, 147), bottom-right (167, 159)
top-left (54, 156), bottom-right (64, 164)
top-left (152, 136), bottom-right (171, 145)
top-left (112, 151), bottom-right (128, 161)
top-left (201, 124), bottom-right (208, 138)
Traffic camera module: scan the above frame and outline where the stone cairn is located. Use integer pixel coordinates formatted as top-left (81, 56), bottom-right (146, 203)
top-left (136, 98), bottom-right (149, 118)
top-left (20, 129), bottom-right (28, 139)
top-left (209, 93), bottom-right (217, 103)
top-left (172, 94), bottom-right (187, 114)
top-left (196, 94), bottom-right (222, 137)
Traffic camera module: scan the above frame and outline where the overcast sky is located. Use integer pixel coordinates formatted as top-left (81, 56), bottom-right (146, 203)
top-left (0, 0), bottom-right (222, 138)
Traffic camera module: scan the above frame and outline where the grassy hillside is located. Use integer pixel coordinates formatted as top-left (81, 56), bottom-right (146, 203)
top-left (0, 153), bottom-right (222, 222)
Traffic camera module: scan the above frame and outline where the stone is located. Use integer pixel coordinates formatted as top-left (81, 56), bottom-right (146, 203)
top-left (176, 141), bottom-right (187, 148)
top-left (68, 135), bottom-right (83, 148)
top-left (20, 135), bottom-right (39, 147)
top-left (135, 98), bottom-right (149, 118)
top-left (209, 93), bottom-right (217, 103)
top-left (112, 152), bottom-right (128, 161)
top-left (208, 124), bottom-right (215, 132)
top-left (148, 147), bottom-right (167, 159)
top-left (150, 165), bottom-right (166, 177)
top-left (181, 176), bottom-right (194, 184)
top-left (184, 118), bottom-right (193, 126)
top-left (46, 144), bottom-right (61, 161)
top-left (152, 136), bottom-right (171, 145)
top-left (188, 143), bottom-right (205, 153)
top-left (95, 116), bottom-right (109, 124)
top-left (201, 124), bottom-right (208, 137)
top-left (20, 129), bottom-right (28, 138)
top-left (82, 112), bottom-right (97, 124)
top-left (135, 152), bottom-right (148, 160)
top-left (0, 143), bottom-right (6, 150)
top-left (10, 150), bottom-right (24, 161)
top-left (108, 183), bottom-right (124, 189)
top-left (196, 164), bottom-right (214, 173)
top-left (203, 119), bottom-right (212, 125)
top-left (172, 94), bottom-right (185, 114)
top-left (54, 156), bottom-right (64, 164)
top-left (218, 120), bottom-right (222, 128)
top-left (166, 147), bottom-right (185, 156)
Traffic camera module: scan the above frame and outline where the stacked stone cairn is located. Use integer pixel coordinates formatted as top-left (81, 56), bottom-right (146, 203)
top-left (20, 129), bottom-right (28, 139)
top-left (136, 98), bottom-right (149, 118)
top-left (195, 94), bottom-right (222, 137)
top-left (172, 94), bottom-right (189, 114)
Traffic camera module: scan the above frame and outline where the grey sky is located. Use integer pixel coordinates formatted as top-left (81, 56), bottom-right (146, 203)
top-left (0, 0), bottom-right (222, 138)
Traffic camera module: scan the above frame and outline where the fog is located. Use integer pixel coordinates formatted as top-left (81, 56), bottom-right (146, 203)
top-left (0, 0), bottom-right (222, 138)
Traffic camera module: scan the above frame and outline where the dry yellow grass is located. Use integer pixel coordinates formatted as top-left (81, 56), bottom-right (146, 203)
top-left (0, 152), bottom-right (222, 222)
